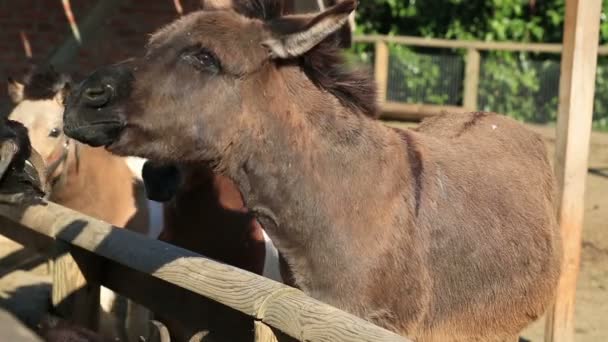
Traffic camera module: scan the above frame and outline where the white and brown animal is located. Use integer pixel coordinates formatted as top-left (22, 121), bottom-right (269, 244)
top-left (62, 0), bottom-right (562, 340)
top-left (7, 66), bottom-right (163, 342)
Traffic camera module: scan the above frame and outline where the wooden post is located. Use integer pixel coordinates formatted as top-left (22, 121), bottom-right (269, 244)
top-left (544, 1), bottom-right (602, 342)
top-left (463, 48), bottom-right (480, 110)
top-left (316, 0), bottom-right (325, 10)
top-left (51, 245), bottom-right (100, 330)
top-left (47, 0), bottom-right (122, 69)
top-left (374, 40), bottom-right (389, 103)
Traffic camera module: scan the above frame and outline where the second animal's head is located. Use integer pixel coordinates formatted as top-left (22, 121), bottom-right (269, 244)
top-left (8, 66), bottom-right (71, 181)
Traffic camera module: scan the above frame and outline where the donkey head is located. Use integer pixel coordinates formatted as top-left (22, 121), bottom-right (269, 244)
top-left (63, 0), bottom-right (371, 165)
top-left (8, 66), bottom-right (72, 181)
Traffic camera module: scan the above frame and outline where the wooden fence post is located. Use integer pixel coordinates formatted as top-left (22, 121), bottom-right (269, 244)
top-left (463, 48), bottom-right (480, 111)
top-left (374, 40), bottom-right (389, 103)
top-left (544, 1), bottom-right (602, 342)
top-left (51, 245), bottom-right (100, 330)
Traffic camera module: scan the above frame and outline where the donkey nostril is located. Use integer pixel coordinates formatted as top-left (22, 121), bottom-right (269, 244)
top-left (83, 85), bottom-right (111, 108)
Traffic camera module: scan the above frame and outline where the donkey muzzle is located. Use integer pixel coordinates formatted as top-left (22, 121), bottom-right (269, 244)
top-left (63, 64), bottom-right (134, 147)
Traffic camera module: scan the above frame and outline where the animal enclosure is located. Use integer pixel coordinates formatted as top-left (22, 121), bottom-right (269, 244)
top-left (0, 199), bottom-right (409, 342)
top-left (0, 0), bottom-right (603, 341)
top-left (353, 34), bottom-right (608, 122)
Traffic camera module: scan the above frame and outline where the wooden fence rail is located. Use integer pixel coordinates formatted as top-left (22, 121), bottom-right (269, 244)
top-left (0, 199), bottom-right (409, 342)
top-left (354, 34), bottom-right (608, 120)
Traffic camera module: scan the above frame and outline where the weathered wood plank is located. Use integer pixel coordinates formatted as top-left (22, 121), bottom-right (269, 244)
top-left (354, 34), bottom-right (608, 55)
top-left (0, 308), bottom-right (43, 342)
top-left (51, 245), bottom-right (100, 331)
top-left (0, 201), bottom-right (409, 342)
top-left (374, 41), bottom-right (389, 103)
top-left (260, 290), bottom-right (405, 342)
top-left (380, 101), bottom-right (469, 121)
top-left (544, 1), bottom-right (602, 342)
top-left (462, 48), bottom-right (480, 110)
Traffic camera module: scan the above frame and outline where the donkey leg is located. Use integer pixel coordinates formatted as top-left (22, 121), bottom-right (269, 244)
top-left (125, 299), bottom-right (152, 342)
top-left (98, 286), bottom-right (125, 341)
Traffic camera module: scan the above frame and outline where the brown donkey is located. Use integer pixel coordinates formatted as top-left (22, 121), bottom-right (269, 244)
top-left (63, 1), bottom-right (562, 340)
top-left (7, 67), bottom-right (161, 342)
top-left (141, 0), bottom-right (351, 292)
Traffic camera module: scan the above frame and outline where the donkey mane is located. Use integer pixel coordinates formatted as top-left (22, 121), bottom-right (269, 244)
top-left (250, 0), bottom-right (378, 117)
top-left (300, 39), bottom-right (378, 117)
top-left (20, 66), bottom-right (70, 101)
top-left (231, 0), bottom-right (283, 20)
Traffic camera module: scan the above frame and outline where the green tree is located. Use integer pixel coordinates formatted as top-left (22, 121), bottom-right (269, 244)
top-left (354, 0), bottom-right (608, 129)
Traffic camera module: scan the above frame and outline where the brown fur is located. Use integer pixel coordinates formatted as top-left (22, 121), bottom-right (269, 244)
top-left (152, 0), bottom-right (332, 287)
top-left (63, 1), bottom-right (562, 340)
top-left (146, 4), bottom-right (299, 340)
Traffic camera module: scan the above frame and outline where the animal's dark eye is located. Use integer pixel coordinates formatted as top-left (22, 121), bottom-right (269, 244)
top-left (182, 48), bottom-right (219, 72)
top-left (49, 128), bottom-right (61, 138)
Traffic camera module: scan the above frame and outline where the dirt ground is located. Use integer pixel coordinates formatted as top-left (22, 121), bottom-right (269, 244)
top-left (0, 122), bottom-right (606, 341)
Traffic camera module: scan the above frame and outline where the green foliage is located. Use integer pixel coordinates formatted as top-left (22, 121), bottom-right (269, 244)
top-left (594, 57), bottom-right (608, 130)
top-left (354, 0), bottom-right (608, 129)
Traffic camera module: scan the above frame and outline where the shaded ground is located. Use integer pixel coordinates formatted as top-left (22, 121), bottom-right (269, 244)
top-left (0, 122), bottom-right (606, 340)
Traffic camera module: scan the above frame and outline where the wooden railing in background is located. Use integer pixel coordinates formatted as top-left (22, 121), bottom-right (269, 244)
top-left (354, 34), bottom-right (608, 121)
top-left (0, 200), bottom-right (409, 342)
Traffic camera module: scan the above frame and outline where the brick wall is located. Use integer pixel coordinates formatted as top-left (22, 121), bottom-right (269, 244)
top-left (0, 0), bottom-right (330, 113)
top-left (0, 0), bottom-right (202, 112)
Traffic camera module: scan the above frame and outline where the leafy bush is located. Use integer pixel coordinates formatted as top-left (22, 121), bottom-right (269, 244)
top-left (353, 0), bottom-right (608, 130)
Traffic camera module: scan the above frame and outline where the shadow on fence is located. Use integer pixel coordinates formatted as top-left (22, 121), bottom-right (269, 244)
top-left (0, 200), bottom-right (409, 342)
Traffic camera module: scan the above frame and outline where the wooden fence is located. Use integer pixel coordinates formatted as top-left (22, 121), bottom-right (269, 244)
top-left (354, 34), bottom-right (608, 121)
top-left (0, 199), bottom-right (409, 342)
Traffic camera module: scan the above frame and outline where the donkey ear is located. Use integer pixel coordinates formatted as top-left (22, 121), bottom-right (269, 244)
top-left (54, 83), bottom-right (71, 106)
top-left (262, 0), bottom-right (356, 59)
top-left (201, 0), bottom-right (232, 10)
top-left (7, 77), bottom-right (24, 103)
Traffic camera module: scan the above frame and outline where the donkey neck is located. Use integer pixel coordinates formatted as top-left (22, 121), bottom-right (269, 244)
top-left (229, 67), bottom-right (412, 298)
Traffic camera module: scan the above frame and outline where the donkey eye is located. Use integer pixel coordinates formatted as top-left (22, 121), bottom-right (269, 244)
top-left (49, 128), bottom-right (61, 138)
top-left (182, 48), bottom-right (219, 72)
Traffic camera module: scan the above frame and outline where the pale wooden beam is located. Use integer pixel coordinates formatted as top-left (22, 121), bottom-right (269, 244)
top-left (51, 245), bottom-right (100, 331)
top-left (0, 201), bottom-right (410, 342)
top-left (316, 0), bottom-right (326, 11)
top-left (374, 40), bottom-right (389, 103)
top-left (462, 48), bottom-right (480, 110)
top-left (46, 0), bottom-right (123, 69)
top-left (544, 1), bottom-right (603, 342)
